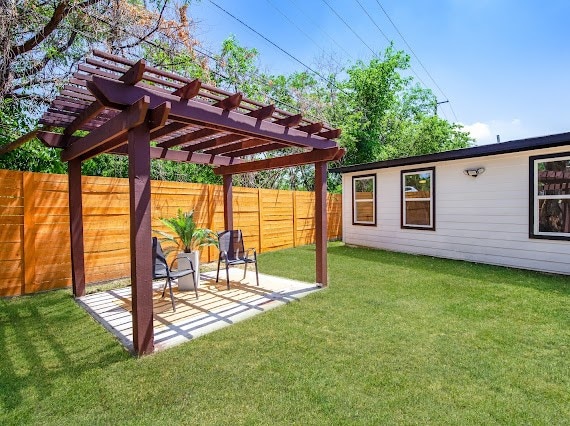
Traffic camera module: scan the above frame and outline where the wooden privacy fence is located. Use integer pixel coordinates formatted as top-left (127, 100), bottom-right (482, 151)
top-left (0, 169), bottom-right (342, 297)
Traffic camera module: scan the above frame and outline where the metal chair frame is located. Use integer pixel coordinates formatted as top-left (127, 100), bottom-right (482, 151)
top-left (216, 230), bottom-right (259, 290)
top-left (152, 237), bottom-right (197, 311)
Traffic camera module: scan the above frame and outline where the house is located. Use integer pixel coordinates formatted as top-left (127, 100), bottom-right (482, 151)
top-left (330, 132), bottom-right (570, 275)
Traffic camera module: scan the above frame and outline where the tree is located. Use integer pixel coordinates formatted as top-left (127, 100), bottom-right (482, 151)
top-left (337, 46), bottom-right (472, 166)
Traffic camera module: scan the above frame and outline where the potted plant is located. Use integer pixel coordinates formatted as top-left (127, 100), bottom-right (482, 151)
top-left (154, 209), bottom-right (218, 290)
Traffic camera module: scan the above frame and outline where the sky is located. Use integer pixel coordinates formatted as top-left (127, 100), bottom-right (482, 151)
top-left (188, 0), bottom-right (570, 145)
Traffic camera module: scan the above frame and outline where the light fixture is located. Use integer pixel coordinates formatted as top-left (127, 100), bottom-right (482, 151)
top-left (463, 167), bottom-right (485, 177)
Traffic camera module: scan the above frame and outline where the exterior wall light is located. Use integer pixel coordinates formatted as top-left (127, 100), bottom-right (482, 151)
top-left (463, 167), bottom-right (485, 177)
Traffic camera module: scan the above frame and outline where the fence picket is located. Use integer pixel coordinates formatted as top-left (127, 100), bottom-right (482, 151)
top-left (0, 169), bottom-right (342, 296)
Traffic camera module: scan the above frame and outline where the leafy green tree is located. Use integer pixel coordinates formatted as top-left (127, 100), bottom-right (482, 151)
top-left (0, 99), bottom-right (66, 173)
top-left (338, 46), bottom-right (410, 164)
top-left (336, 46), bottom-right (471, 165)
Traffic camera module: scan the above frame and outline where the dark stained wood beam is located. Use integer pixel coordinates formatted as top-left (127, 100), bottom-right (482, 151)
top-left (202, 137), bottom-right (261, 155)
top-left (247, 104), bottom-right (275, 120)
top-left (275, 114), bottom-right (302, 127)
top-left (148, 101), bottom-right (170, 128)
top-left (0, 130), bottom-right (38, 155)
top-left (332, 147), bottom-right (346, 161)
top-left (77, 102), bottom-right (171, 162)
top-left (225, 142), bottom-right (284, 158)
top-left (119, 59), bottom-right (146, 85)
top-left (68, 158), bottom-right (86, 296)
top-left (213, 92), bottom-right (242, 110)
top-left (214, 147), bottom-right (340, 175)
top-left (183, 133), bottom-right (244, 153)
top-left (38, 131), bottom-right (79, 148)
top-left (150, 122), bottom-right (189, 140)
top-left (88, 76), bottom-right (338, 150)
top-left (111, 146), bottom-right (244, 166)
top-left (61, 88), bottom-right (96, 102)
top-left (315, 161), bottom-right (328, 286)
top-left (128, 122), bottom-right (154, 355)
top-left (54, 96), bottom-right (91, 108)
top-left (297, 122), bottom-right (323, 134)
top-left (223, 174), bottom-right (233, 230)
top-left (60, 96), bottom-right (150, 162)
top-left (157, 128), bottom-right (219, 149)
top-left (318, 128), bottom-right (342, 139)
top-left (52, 101), bottom-right (116, 121)
top-left (63, 100), bottom-right (104, 136)
top-left (172, 79), bottom-right (201, 99)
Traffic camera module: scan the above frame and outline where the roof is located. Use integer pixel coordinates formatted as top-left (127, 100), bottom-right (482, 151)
top-left (35, 50), bottom-right (343, 174)
top-left (330, 131), bottom-right (570, 174)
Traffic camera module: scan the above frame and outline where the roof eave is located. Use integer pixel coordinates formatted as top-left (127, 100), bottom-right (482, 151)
top-left (330, 131), bottom-right (570, 174)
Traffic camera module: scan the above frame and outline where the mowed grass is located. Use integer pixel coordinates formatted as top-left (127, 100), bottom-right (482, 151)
top-left (1, 243), bottom-right (568, 424)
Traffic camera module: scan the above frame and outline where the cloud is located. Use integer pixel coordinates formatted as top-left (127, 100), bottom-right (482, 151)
top-left (463, 122), bottom-right (491, 144)
top-left (462, 119), bottom-right (526, 145)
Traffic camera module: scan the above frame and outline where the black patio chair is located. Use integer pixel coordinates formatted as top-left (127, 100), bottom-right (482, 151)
top-left (216, 230), bottom-right (259, 290)
top-left (152, 237), bottom-right (197, 312)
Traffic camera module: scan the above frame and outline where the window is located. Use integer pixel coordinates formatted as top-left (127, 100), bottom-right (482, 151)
top-left (401, 168), bottom-right (435, 230)
top-left (530, 153), bottom-right (570, 240)
top-left (353, 174), bottom-right (376, 225)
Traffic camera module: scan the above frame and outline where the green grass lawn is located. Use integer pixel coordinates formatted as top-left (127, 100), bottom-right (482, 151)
top-left (1, 243), bottom-right (568, 424)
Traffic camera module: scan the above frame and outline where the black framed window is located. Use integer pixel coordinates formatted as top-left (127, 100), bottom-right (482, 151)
top-left (352, 174), bottom-right (376, 226)
top-left (530, 153), bottom-right (570, 240)
top-left (401, 167), bottom-right (435, 230)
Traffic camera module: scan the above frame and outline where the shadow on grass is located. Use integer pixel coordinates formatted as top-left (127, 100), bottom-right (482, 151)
top-left (327, 244), bottom-right (570, 296)
top-left (0, 291), bottom-right (129, 415)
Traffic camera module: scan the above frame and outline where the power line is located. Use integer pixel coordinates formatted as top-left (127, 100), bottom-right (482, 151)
top-left (263, 0), bottom-right (346, 70)
top-left (288, 0), bottom-right (355, 61)
top-left (93, 10), bottom-right (337, 122)
top-left (373, 0), bottom-right (458, 122)
top-left (207, 0), bottom-right (347, 96)
top-left (320, 0), bottom-right (377, 56)
top-left (352, 0), bottom-right (430, 94)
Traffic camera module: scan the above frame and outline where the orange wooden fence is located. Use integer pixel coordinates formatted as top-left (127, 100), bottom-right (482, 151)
top-left (0, 169), bottom-right (342, 296)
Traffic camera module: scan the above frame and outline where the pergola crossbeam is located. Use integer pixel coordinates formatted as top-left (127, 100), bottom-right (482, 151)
top-left (214, 147), bottom-right (342, 175)
top-left (60, 96), bottom-right (150, 162)
top-left (88, 76), bottom-right (338, 150)
top-left (63, 100), bottom-right (104, 136)
top-left (183, 133), bottom-right (245, 153)
top-left (157, 128), bottom-right (219, 149)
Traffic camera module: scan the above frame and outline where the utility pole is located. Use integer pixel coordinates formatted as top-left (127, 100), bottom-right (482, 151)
top-left (435, 100), bottom-right (449, 116)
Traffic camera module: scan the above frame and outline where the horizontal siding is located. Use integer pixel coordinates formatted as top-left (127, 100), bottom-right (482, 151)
top-left (342, 146), bottom-right (570, 275)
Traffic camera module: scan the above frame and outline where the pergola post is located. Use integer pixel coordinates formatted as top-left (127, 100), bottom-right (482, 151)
top-left (68, 159), bottom-right (86, 297)
top-left (315, 161), bottom-right (328, 286)
top-left (128, 123), bottom-right (154, 355)
top-left (223, 174), bottom-right (234, 230)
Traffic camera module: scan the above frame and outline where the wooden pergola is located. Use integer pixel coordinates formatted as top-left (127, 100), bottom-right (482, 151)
top-left (32, 50), bottom-right (343, 355)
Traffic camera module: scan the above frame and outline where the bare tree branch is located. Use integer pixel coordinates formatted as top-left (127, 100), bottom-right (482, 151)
top-left (10, 0), bottom-right (102, 57)
top-left (12, 31), bottom-right (78, 81)
top-left (116, 0), bottom-right (168, 49)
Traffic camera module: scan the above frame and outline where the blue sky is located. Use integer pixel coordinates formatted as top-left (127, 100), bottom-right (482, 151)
top-left (189, 0), bottom-right (570, 145)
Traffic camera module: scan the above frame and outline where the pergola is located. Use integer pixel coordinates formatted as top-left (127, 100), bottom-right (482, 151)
top-left (31, 50), bottom-right (343, 355)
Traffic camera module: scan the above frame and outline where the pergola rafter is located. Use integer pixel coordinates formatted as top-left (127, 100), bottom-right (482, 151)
top-left (28, 50), bottom-right (344, 356)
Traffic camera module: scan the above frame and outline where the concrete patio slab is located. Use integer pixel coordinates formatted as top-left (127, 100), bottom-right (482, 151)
top-left (77, 268), bottom-right (321, 353)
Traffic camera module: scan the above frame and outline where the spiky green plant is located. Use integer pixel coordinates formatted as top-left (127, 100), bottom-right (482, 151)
top-left (155, 209), bottom-right (218, 253)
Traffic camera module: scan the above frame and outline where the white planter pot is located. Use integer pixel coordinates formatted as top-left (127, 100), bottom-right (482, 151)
top-left (176, 251), bottom-right (200, 291)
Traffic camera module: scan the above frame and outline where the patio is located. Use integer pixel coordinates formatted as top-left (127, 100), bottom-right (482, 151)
top-left (77, 267), bottom-right (322, 352)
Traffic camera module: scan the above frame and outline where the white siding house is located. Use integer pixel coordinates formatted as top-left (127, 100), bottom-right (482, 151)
top-left (331, 132), bottom-right (570, 275)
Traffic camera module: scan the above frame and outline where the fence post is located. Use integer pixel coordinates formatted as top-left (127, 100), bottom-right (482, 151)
top-left (22, 172), bottom-right (36, 294)
top-left (257, 188), bottom-right (263, 253)
top-left (207, 184), bottom-right (215, 263)
top-left (292, 191), bottom-right (297, 247)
